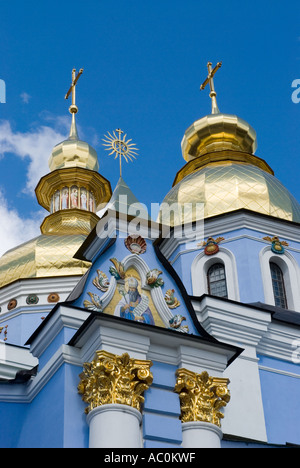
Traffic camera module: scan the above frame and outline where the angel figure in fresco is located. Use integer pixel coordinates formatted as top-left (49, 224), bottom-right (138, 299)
top-left (80, 189), bottom-right (87, 210)
top-left (89, 192), bottom-right (94, 212)
top-left (61, 188), bottom-right (69, 210)
top-left (114, 277), bottom-right (155, 325)
top-left (70, 186), bottom-right (78, 208)
top-left (54, 191), bottom-right (60, 211)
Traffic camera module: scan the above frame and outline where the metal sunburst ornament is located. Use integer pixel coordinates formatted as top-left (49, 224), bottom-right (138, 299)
top-left (102, 128), bottom-right (139, 177)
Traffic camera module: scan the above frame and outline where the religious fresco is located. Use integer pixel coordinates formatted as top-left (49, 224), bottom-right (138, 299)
top-left (54, 190), bottom-right (60, 212)
top-left (80, 188), bottom-right (87, 210)
top-left (82, 255), bottom-right (191, 334)
top-left (70, 186), bottom-right (79, 208)
top-left (108, 271), bottom-right (160, 326)
top-left (84, 266), bottom-right (165, 328)
top-left (50, 186), bottom-right (97, 213)
top-left (61, 187), bottom-right (69, 210)
top-left (89, 192), bottom-right (95, 212)
top-left (109, 266), bottom-right (163, 327)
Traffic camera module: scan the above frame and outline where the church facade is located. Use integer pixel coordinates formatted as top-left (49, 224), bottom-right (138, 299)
top-left (0, 66), bottom-right (300, 449)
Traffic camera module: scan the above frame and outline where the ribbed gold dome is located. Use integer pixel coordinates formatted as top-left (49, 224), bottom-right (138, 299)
top-left (48, 114), bottom-right (99, 172)
top-left (0, 234), bottom-right (90, 288)
top-left (159, 107), bottom-right (300, 226)
top-left (181, 113), bottom-right (257, 161)
top-left (159, 160), bottom-right (300, 226)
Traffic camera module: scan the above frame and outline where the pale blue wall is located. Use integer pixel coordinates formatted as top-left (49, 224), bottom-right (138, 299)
top-left (169, 226), bottom-right (300, 305)
top-left (143, 361), bottom-right (182, 447)
top-left (258, 355), bottom-right (300, 446)
top-left (0, 363), bottom-right (88, 448)
top-left (0, 307), bottom-right (51, 347)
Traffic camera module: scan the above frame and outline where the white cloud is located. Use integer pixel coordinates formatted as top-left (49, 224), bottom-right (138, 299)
top-left (0, 118), bottom-right (69, 194)
top-left (0, 117), bottom-right (69, 256)
top-left (0, 190), bottom-right (43, 257)
top-left (20, 92), bottom-right (31, 104)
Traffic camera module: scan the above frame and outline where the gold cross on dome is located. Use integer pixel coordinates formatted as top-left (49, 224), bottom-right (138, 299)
top-left (65, 68), bottom-right (83, 114)
top-left (200, 61), bottom-right (222, 114)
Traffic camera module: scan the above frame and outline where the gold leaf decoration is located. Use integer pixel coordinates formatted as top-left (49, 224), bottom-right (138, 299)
top-left (78, 350), bottom-right (153, 414)
top-left (174, 368), bottom-right (230, 427)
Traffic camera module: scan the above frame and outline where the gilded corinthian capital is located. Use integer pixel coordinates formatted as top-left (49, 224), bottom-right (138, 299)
top-left (174, 368), bottom-right (230, 427)
top-left (78, 350), bottom-right (153, 414)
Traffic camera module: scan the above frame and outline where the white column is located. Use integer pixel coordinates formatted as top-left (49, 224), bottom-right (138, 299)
top-left (86, 404), bottom-right (142, 448)
top-left (182, 421), bottom-right (223, 448)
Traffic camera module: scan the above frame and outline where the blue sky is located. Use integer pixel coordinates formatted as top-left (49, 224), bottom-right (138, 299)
top-left (0, 0), bottom-right (299, 254)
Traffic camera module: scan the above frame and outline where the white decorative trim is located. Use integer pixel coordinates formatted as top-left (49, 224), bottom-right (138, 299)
top-left (193, 296), bottom-right (271, 352)
top-left (0, 308), bottom-right (235, 403)
top-left (168, 234), bottom-right (300, 267)
top-left (258, 365), bottom-right (300, 379)
top-left (191, 247), bottom-right (240, 302)
top-left (257, 321), bottom-right (300, 361)
top-left (0, 341), bottom-right (38, 380)
top-left (159, 210), bottom-right (300, 261)
top-left (0, 276), bottom-right (81, 319)
top-left (29, 305), bottom-right (90, 359)
top-left (259, 246), bottom-right (300, 312)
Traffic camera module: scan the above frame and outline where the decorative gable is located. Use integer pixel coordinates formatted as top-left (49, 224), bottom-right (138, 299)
top-left (71, 228), bottom-right (205, 337)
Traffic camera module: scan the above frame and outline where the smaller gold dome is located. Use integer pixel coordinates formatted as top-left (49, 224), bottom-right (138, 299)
top-left (181, 113), bottom-right (257, 162)
top-left (48, 115), bottom-right (99, 172)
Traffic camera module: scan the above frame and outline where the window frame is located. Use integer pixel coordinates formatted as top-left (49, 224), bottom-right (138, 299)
top-left (269, 261), bottom-right (288, 309)
top-left (191, 247), bottom-right (240, 301)
top-left (207, 262), bottom-right (228, 298)
top-left (259, 246), bottom-right (300, 312)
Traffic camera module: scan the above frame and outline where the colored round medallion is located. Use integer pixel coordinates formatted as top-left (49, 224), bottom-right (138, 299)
top-left (47, 293), bottom-right (60, 303)
top-left (7, 299), bottom-right (17, 310)
top-left (26, 294), bottom-right (39, 305)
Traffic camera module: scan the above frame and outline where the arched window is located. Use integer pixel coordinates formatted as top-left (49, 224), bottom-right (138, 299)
top-left (207, 263), bottom-right (228, 298)
top-left (270, 262), bottom-right (287, 309)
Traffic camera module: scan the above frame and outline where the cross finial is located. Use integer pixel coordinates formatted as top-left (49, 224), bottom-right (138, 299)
top-left (64, 68), bottom-right (83, 140)
top-left (200, 62), bottom-right (222, 114)
top-left (65, 68), bottom-right (84, 114)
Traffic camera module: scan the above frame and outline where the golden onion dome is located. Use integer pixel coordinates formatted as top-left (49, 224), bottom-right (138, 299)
top-left (159, 61), bottom-right (300, 226)
top-left (0, 234), bottom-right (90, 288)
top-left (159, 112), bottom-right (300, 226)
top-left (48, 114), bottom-right (99, 172)
top-left (0, 68), bottom-right (112, 288)
top-left (159, 159), bottom-right (300, 226)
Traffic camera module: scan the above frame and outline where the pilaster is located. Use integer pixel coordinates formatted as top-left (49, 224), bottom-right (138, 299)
top-left (175, 367), bottom-right (230, 448)
top-left (78, 350), bottom-right (153, 448)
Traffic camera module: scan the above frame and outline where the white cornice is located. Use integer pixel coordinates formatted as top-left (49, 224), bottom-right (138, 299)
top-left (0, 342), bottom-right (38, 381)
top-left (0, 305), bottom-right (238, 403)
top-left (29, 305), bottom-right (90, 359)
top-left (159, 211), bottom-right (300, 260)
top-left (192, 295), bottom-right (300, 363)
top-left (193, 296), bottom-right (271, 353)
top-left (0, 276), bottom-right (81, 320)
